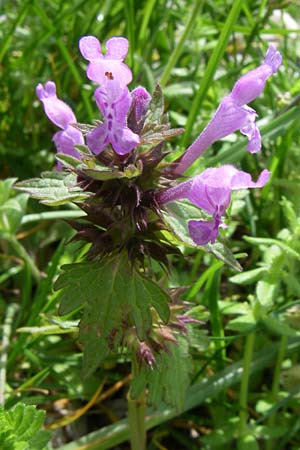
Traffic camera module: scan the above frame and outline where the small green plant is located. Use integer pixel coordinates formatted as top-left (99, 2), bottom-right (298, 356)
top-left (0, 403), bottom-right (51, 450)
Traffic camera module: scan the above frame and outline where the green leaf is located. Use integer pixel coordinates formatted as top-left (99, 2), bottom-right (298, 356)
top-left (162, 200), bottom-right (212, 244)
top-left (230, 267), bottom-right (268, 285)
top-left (144, 84), bottom-right (164, 125)
top-left (238, 434), bottom-right (259, 450)
top-left (200, 419), bottom-right (239, 447)
top-left (57, 339), bottom-right (300, 450)
top-left (226, 313), bottom-right (257, 333)
top-left (80, 159), bottom-right (142, 181)
top-left (205, 242), bottom-right (242, 272)
top-left (133, 338), bottom-right (192, 411)
top-left (15, 171), bottom-right (91, 206)
top-left (181, 0), bottom-right (244, 146)
top-left (0, 179), bottom-right (18, 205)
top-left (141, 127), bottom-right (184, 145)
top-left (0, 403), bottom-right (51, 450)
top-left (0, 193), bottom-right (28, 234)
top-left (244, 236), bottom-right (300, 261)
top-left (130, 370), bottom-right (148, 400)
top-left (55, 256), bottom-right (170, 376)
top-left (261, 315), bottom-right (300, 338)
top-left (55, 153), bottom-right (83, 169)
top-left (140, 84), bottom-right (184, 145)
top-left (256, 280), bottom-right (277, 307)
top-left (281, 365), bottom-right (300, 393)
top-left (83, 167), bottom-right (125, 181)
top-left (162, 200), bottom-right (242, 271)
top-left (255, 425), bottom-right (286, 440)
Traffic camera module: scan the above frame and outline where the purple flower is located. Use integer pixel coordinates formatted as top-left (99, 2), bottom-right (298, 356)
top-left (36, 81), bottom-right (83, 164)
top-left (157, 165), bottom-right (270, 245)
top-left (131, 86), bottom-right (151, 121)
top-left (86, 79), bottom-right (140, 156)
top-left (175, 46), bottom-right (282, 175)
top-left (79, 36), bottom-right (132, 88)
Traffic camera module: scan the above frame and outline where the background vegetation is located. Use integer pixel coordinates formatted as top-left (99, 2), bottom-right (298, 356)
top-left (1, 0), bottom-right (300, 448)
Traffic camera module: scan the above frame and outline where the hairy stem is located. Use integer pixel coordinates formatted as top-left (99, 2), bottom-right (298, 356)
top-left (127, 355), bottom-right (146, 450)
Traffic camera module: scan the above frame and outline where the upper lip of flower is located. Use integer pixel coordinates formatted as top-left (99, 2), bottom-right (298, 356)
top-left (79, 35), bottom-right (132, 87)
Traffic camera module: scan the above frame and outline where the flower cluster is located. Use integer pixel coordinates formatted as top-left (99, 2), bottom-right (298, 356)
top-left (32, 36), bottom-right (282, 370)
top-left (36, 37), bottom-right (281, 249)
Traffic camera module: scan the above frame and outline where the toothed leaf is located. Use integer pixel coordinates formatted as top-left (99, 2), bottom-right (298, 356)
top-left (15, 171), bottom-right (91, 206)
top-left (55, 255), bottom-right (170, 376)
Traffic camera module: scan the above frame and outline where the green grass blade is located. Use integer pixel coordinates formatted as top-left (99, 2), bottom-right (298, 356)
top-left (138, 0), bottom-right (158, 44)
top-left (181, 0), bottom-right (244, 147)
top-left (0, 1), bottom-right (31, 63)
top-left (4, 234), bottom-right (40, 282)
top-left (160, 0), bottom-right (203, 87)
top-left (32, 0), bottom-right (94, 121)
top-left (124, 0), bottom-right (135, 73)
top-left (204, 267), bottom-right (225, 370)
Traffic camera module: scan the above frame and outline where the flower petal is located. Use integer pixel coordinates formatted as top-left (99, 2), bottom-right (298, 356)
top-left (231, 46), bottom-right (282, 106)
top-left (86, 125), bottom-right (109, 155)
top-left (105, 37), bottom-right (129, 59)
top-left (111, 126), bottom-right (140, 155)
top-left (79, 35), bottom-right (132, 87)
top-left (94, 82), bottom-right (127, 113)
top-left (188, 219), bottom-right (220, 245)
top-left (239, 106), bottom-right (261, 153)
top-left (264, 45), bottom-right (282, 74)
top-left (79, 36), bottom-right (103, 60)
top-left (188, 165), bottom-right (240, 215)
top-left (131, 86), bottom-right (151, 121)
top-left (86, 60), bottom-right (132, 87)
top-left (36, 81), bottom-right (76, 129)
top-left (174, 97), bottom-right (249, 173)
top-left (230, 169), bottom-right (270, 190)
top-left (53, 129), bottom-right (82, 159)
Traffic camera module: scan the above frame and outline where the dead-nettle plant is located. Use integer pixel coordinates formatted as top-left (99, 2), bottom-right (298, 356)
top-left (16, 36), bottom-right (281, 449)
